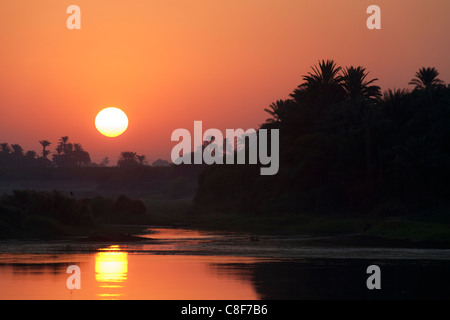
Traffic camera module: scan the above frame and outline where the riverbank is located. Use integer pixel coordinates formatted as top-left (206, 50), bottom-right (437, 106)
top-left (142, 197), bottom-right (450, 249)
top-left (1, 190), bottom-right (449, 249)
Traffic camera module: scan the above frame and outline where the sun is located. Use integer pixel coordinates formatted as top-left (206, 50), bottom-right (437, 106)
top-left (95, 107), bottom-right (129, 137)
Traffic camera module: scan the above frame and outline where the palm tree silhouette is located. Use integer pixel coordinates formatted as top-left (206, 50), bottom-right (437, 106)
top-left (136, 155), bottom-right (147, 165)
top-left (56, 136), bottom-right (69, 155)
top-left (304, 59), bottom-right (343, 87)
top-left (264, 99), bottom-right (294, 123)
top-left (73, 143), bottom-right (90, 167)
top-left (383, 88), bottom-right (409, 105)
top-left (338, 67), bottom-right (382, 185)
top-left (11, 144), bottom-right (23, 157)
top-left (293, 59), bottom-right (346, 106)
top-left (341, 66), bottom-right (381, 101)
top-left (408, 67), bottom-right (443, 90)
top-left (0, 143), bottom-right (11, 154)
top-left (118, 151), bottom-right (139, 167)
top-left (39, 140), bottom-right (51, 159)
top-left (382, 88), bottom-right (410, 126)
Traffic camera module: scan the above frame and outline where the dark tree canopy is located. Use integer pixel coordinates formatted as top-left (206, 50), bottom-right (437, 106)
top-left (195, 61), bottom-right (450, 216)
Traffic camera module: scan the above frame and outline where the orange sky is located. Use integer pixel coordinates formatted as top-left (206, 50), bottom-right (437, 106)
top-left (0, 0), bottom-right (449, 163)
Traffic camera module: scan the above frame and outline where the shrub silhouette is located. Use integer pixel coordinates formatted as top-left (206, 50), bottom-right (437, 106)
top-left (0, 190), bottom-right (150, 238)
top-left (113, 195), bottom-right (146, 215)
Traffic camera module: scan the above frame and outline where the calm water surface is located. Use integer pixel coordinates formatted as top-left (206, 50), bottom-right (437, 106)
top-left (1, 227), bottom-right (450, 300)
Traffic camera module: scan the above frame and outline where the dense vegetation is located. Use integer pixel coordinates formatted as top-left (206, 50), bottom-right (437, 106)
top-left (194, 61), bottom-right (450, 217)
top-left (0, 189), bottom-right (149, 239)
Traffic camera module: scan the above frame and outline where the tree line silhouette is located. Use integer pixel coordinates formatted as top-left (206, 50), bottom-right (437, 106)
top-left (194, 61), bottom-right (450, 216)
top-left (0, 136), bottom-right (166, 168)
top-left (0, 136), bottom-right (91, 168)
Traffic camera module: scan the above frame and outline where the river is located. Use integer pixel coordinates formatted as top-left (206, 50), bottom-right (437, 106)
top-left (0, 227), bottom-right (450, 299)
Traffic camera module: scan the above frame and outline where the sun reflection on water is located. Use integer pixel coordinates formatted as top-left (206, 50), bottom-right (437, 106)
top-left (95, 245), bottom-right (128, 299)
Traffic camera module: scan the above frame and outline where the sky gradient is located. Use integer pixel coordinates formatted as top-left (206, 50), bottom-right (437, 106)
top-left (0, 0), bottom-right (449, 163)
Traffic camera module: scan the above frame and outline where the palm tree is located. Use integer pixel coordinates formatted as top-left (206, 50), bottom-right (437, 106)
top-left (56, 136), bottom-right (69, 155)
top-left (408, 67), bottom-right (443, 90)
top-left (0, 143), bottom-right (11, 154)
top-left (73, 143), bottom-right (91, 167)
top-left (304, 59), bottom-right (343, 87)
top-left (339, 67), bottom-right (381, 185)
top-left (73, 143), bottom-right (82, 152)
top-left (264, 101), bottom-right (282, 123)
top-left (383, 88), bottom-right (409, 103)
top-left (382, 88), bottom-right (410, 126)
top-left (118, 151), bottom-right (139, 167)
top-left (39, 140), bottom-right (51, 159)
top-left (10, 144), bottom-right (24, 158)
top-left (296, 59), bottom-right (346, 106)
top-left (341, 66), bottom-right (381, 102)
top-left (136, 155), bottom-right (147, 165)
top-left (383, 88), bottom-right (409, 107)
top-left (264, 99), bottom-right (294, 124)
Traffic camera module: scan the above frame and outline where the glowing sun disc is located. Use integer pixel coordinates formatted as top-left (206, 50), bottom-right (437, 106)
top-left (95, 107), bottom-right (128, 137)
